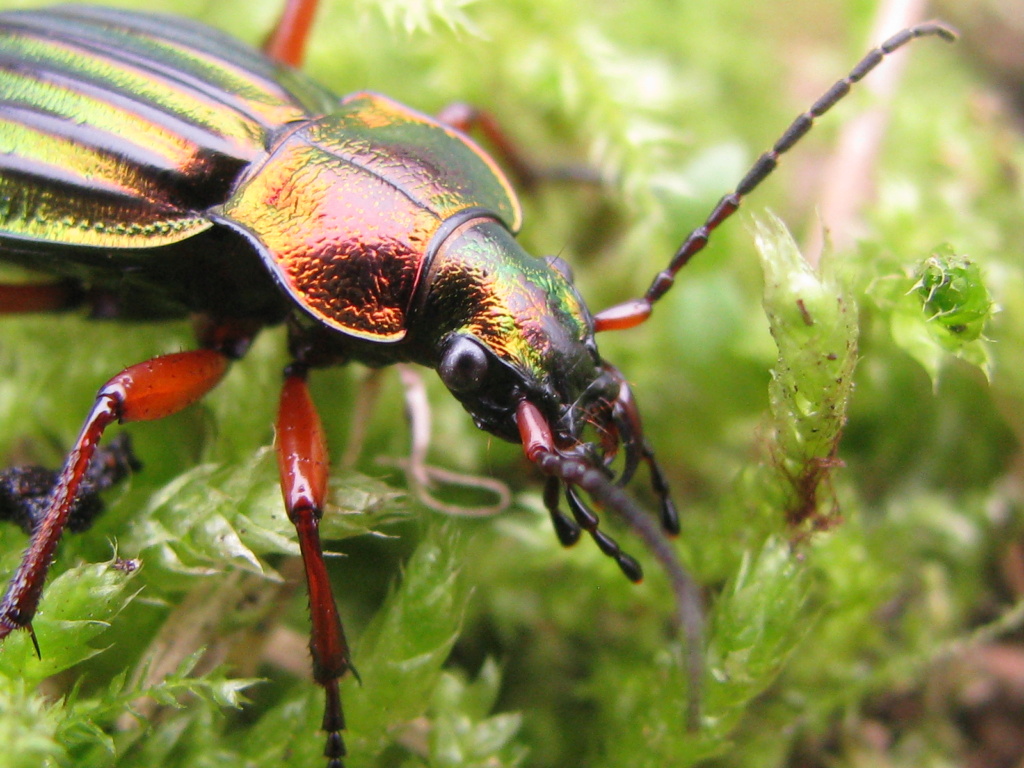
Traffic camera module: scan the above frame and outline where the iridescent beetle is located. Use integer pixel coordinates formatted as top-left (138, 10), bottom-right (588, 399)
top-left (0, 1), bottom-right (954, 764)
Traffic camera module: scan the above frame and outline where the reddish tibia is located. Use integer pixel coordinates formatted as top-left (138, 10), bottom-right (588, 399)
top-left (0, 350), bottom-right (230, 642)
top-left (262, 0), bottom-right (320, 68)
top-left (437, 102), bottom-right (540, 190)
top-left (0, 398), bottom-right (116, 645)
top-left (276, 371), bottom-right (351, 767)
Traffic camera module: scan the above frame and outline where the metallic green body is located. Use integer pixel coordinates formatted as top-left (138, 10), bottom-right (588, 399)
top-left (0, 5), bottom-right (336, 250)
top-left (0, 5), bottom-right (530, 349)
top-left (218, 92), bottom-right (522, 342)
top-left (0, 4), bottom-right (595, 442)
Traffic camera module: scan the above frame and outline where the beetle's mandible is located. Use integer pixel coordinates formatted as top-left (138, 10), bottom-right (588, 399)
top-left (0, 1), bottom-right (955, 765)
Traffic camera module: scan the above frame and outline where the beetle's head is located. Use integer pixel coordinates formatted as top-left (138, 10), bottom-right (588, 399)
top-left (422, 216), bottom-right (677, 569)
top-left (426, 216), bottom-right (608, 442)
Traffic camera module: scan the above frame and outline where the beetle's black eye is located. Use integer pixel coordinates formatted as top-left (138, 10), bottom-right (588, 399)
top-left (439, 336), bottom-right (489, 393)
top-left (544, 255), bottom-right (575, 283)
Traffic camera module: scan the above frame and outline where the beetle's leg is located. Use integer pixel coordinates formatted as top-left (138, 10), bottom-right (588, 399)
top-left (438, 104), bottom-right (600, 191)
top-left (339, 369), bottom-right (385, 470)
top-left (593, 21), bottom-right (957, 332)
top-left (263, 0), bottom-right (320, 68)
top-left (276, 367), bottom-right (351, 768)
top-left (388, 365), bottom-right (511, 516)
top-left (0, 434), bottom-right (140, 536)
top-left (437, 104), bottom-right (541, 190)
top-left (0, 350), bottom-right (230, 644)
top-left (0, 280), bottom-right (83, 314)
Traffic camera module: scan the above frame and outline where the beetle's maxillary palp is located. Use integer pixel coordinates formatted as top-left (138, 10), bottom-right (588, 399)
top-left (565, 486), bottom-right (644, 582)
top-left (544, 476), bottom-right (582, 546)
top-left (592, 20), bottom-right (957, 332)
top-left (604, 366), bottom-right (679, 535)
top-left (564, 484), bottom-right (598, 528)
top-left (643, 445), bottom-right (680, 535)
top-left (518, 398), bottom-right (638, 570)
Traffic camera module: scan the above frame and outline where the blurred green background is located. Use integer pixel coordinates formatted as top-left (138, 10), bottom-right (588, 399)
top-left (0, 0), bottom-right (1021, 766)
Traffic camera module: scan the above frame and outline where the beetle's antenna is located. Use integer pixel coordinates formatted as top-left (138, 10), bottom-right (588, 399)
top-left (551, 450), bottom-right (703, 730)
top-left (587, 471), bottom-right (704, 731)
top-left (592, 21), bottom-right (957, 333)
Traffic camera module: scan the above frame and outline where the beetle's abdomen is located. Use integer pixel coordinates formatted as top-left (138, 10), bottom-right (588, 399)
top-left (0, 5), bottom-right (336, 250)
top-left (218, 92), bottom-right (523, 343)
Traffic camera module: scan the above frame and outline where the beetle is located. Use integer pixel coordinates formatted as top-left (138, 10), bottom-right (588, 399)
top-left (0, 1), bottom-right (955, 765)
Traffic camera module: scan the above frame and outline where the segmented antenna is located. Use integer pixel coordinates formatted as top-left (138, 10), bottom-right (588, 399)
top-left (593, 21), bottom-right (957, 333)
